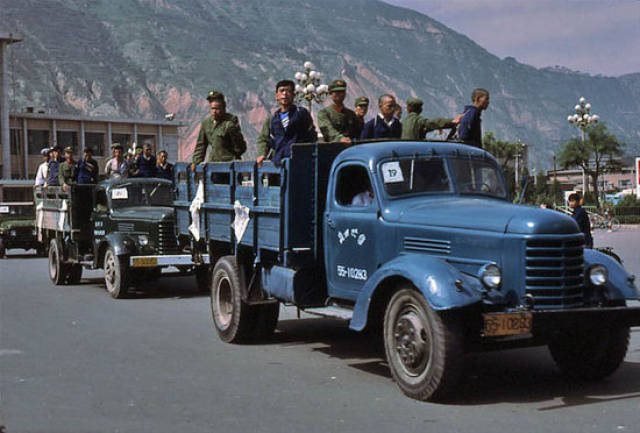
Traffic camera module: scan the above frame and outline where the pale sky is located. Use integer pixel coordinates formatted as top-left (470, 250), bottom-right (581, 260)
top-left (385, 0), bottom-right (640, 77)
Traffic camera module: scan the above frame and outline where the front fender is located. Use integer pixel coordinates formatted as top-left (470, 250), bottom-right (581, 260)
top-left (349, 254), bottom-right (485, 331)
top-left (584, 249), bottom-right (638, 300)
top-left (103, 233), bottom-right (137, 257)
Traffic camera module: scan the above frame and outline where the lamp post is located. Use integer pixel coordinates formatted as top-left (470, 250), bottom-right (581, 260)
top-left (293, 61), bottom-right (329, 116)
top-left (567, 96), bottom-right (599, 195)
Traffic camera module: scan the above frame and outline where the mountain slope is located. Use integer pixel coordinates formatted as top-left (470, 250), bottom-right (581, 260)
top-left (2, 0), bottom-right (639, 165)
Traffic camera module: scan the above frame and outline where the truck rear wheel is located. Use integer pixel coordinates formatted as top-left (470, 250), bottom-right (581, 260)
top-left (49, 238), bottom-right (69, 285)
top-left (104, 247), bottom-right (129, 299)
top-left (548, 325), bottom-right (630, 381)
top-left (383, 287), bottom-right (464, 401)
top-left (210, 256), bottom-right (255, 343)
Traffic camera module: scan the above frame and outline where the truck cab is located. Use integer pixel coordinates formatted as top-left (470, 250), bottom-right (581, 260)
top-left (178, 141), bottom-right (640, 402)
top-left (0, 201), bottom-right (46, 257)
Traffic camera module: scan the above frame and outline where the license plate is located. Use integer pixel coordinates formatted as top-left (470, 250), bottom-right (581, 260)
top-left (132, 257), bottom-right (157, 267)
top-left (483, 312), bottom-right (532, 337)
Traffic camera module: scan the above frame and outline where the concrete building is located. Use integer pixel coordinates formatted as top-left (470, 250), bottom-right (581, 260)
top-left (546, 157), bottom-right (638, 194)
top-left (1, 111), bottom-right (183, 201)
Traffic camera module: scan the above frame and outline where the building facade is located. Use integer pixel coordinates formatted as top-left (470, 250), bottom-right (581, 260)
top-left (0, 111), bottom-right (183, 201)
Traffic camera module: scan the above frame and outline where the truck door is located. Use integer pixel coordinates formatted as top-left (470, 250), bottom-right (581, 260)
top-left (324, 163), bottom-right (379, 301)
top-left (91, 188), bottom-right (109, 253)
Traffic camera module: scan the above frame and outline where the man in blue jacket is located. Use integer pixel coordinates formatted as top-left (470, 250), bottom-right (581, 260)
top-left (568, 192), bottom-right (593, 248)
top-left (458, 88), bottom-right (490, 148)
top-left (135, 143), bottom-right (157, 177)
top-left (360, 94), bottom-right (402, 140)
top-left (256, 80), bottom-right (317, 166)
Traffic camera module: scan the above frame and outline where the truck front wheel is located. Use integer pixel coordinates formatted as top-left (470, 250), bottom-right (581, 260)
top-left (383, 287), bottom-right (464, 401)
top-left (49, 238), bottom-right (69, 285)
top-left (548, 325), bottom-right (630, 380)
top-left (211, 256), bottom-right (255, 343)
top-left (104, 247), bottom-right (130, 299)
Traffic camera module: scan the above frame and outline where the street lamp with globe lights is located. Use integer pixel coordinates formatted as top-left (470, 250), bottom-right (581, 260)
top-left (567, 96), bottom-right (599, 194)
top-left (294, 61), bottom-right (329, 116)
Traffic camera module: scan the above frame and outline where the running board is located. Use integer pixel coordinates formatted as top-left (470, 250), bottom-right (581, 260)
top-left (303, 306), bottom-right (353, 320)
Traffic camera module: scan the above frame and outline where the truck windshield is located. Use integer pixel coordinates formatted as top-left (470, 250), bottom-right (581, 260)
top-left (380, 157), bottom-right (452, 196)
top-left (448, 158), bottom-right (506, 199)
top-left (109, 183), bottom-right (173, 207)
top-left (0, 205), bottom-right (34, 217)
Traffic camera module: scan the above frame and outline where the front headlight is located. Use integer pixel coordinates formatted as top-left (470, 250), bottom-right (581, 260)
top-left (480, 264), bottom-right (502, 290)
top-left (138, 234), bottom-right (149, 246)
top-left (32, 229), bottom-right (37, 236)
top-left (10, 229), bottom-right (16, 236)
top-left (589, 264), bottom-right (608, 286)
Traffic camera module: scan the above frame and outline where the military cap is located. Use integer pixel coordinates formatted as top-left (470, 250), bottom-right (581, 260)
top-left (328, 79), bottom-right (347, 93)
top-left (63, 146), bottom-right (74, 154)
top-left (355, 96), bottom-right (369, 107)
top-left (51, 145), bottom-right (61, 151)
top-left (206, 89), bottom-right (225, 101)
top-left (406, 98), bottom-right (423, 110)
top-left (40, 148), bottom-right (51, 156)
top-left (111, 143), bottom-right (123, 150)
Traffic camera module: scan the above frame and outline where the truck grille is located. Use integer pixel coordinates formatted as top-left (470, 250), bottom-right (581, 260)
top-left (157, 221), bottom-right (179, 254)
top-left (525, 236), bottom-right (585, 309)
top-left (12, 227), bottom-right (34, 240)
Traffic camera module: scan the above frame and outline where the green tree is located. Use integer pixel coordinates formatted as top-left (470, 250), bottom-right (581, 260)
top-left (483, 132), bottom-right (522, 201)
top-left (557, 123), bottom-right (624, 208)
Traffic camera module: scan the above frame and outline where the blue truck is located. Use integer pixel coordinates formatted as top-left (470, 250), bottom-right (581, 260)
top-left (175, 140), bottom-right (640, 401)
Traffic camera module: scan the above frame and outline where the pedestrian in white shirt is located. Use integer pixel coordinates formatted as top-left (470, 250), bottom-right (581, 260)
top-left (34, 148), bottom-right (51, 187)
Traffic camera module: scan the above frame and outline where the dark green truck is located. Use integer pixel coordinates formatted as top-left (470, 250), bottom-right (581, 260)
top-left (0, 202), bottom-right (46, 258)
top-left (35, 178), bottom-right (209, 297)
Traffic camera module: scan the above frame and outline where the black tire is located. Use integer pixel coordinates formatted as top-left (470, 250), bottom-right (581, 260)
top-left (253, 302), bottom-right (280, 339)
top-left (195, 265), bottom-right (211, 293)
top-left (548, 325), bottom-right (630, 381)
top-left (0, 238), bottom-right (6, 258)
top-left (104, 247), bottom-right (129, 299)
top-left (48, 238), bottom-right (69, 285)
top-left (210, 256), bottom-right (256, 343)
top-left (383, 287), bottom-right (464, 401)
top-left (67, 264), bottom-right (83, 285)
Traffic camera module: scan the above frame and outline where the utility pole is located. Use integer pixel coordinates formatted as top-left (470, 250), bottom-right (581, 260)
top-left (0, 32), bottom-right (22, 180)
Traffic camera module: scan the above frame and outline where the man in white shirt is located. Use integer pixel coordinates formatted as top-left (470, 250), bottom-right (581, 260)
top-left (34, 148), bottom-right (51, 186)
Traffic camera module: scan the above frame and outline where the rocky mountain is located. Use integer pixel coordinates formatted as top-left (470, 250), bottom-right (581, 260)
top-left (2, 0), bottom-right (639, 166)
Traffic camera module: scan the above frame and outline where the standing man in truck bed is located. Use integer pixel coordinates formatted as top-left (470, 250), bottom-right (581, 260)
top-left (317, 79), bottom-right (360, 145)
top-left (256, 80), bottom-right (317, 166)
top-left (191, 90), bottom-right (247, 170)
top-left (401, 98), bottom-right (461, 140)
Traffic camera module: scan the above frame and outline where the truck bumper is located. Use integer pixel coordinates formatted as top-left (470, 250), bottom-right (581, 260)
top-left (129, 254), bottom-right (210, 268)
top-left (530, 305), bottom-right (640, 332)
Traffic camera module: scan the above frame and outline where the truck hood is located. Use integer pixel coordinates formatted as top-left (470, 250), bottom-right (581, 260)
top-left (384, 197), bottom-right (579, 234)
top-left (0, 218), bottom-right (35, 230)
top-left (111, 206), bottom-right (174, 222)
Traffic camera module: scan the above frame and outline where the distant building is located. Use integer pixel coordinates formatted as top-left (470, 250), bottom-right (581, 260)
top-left (0, 111), bottom-right (184, 201)
top-left (546, 157), bottom-right (637, 195)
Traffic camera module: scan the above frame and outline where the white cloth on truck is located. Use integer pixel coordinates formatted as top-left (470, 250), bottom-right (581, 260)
top-left (231, 200), bottom-right (250, 243)
top-left (189, 181), bottom-right (205, 241)
top-left (57, 200), bottom-right (68, 231)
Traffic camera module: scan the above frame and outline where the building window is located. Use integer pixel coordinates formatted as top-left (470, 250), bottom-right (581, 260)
top-left (10, 129), bottom-right (22, 155)
top-left (28, 130), bottom-right (50, 155)
top-left (85, 132), bottom-right (105, 156)
top-left (112, 133), bottom-right (132, 150)
top-left (138, 134), bottom-right (156, 150)
top-left (57, 131), bottom-right (78, 153)
top-left (619, 179), bottom-right (631, 188)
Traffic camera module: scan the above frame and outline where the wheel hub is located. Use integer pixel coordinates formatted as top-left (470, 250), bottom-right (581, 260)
top-left (394, 311), bottom-right (429, 375)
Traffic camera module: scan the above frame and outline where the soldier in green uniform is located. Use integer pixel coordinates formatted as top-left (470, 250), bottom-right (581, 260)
top-left (401, 98), bottom-right (462, 140)
top-left (354, 96), bottom-right (369, 138)
top-left (58, 146), bottom-right (77, 192)
top-left (317, 80), bottom-right (360, 145)
top-left (191, 90), bottom-right (247, 171)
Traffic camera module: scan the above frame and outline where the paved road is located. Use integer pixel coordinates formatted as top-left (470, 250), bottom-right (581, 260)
top-left (1, 230), bottom-right (639, 433)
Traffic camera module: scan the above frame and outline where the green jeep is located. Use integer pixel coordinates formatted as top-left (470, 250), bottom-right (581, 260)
top-left (0, 202), bottom-right (46, 258)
